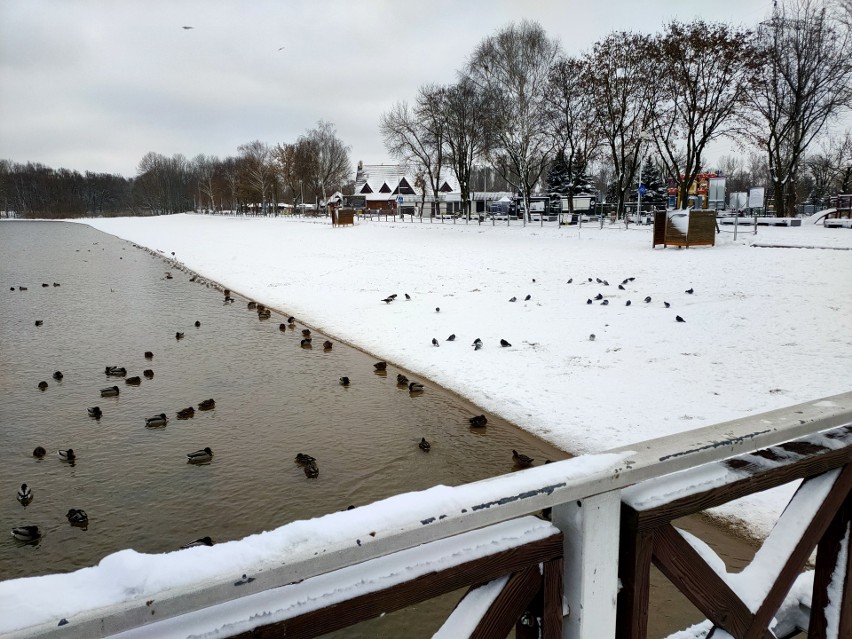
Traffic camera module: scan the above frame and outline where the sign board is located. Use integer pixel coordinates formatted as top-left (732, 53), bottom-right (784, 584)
top-left (707, 177), bottom-right (726, 210)
top-left (396, 196), bottom-right (404, 204)
top-left (729, 192), bottom-right (748, 211)
top-left (638, 185), bottom-right (647, 196)
top-left (748, 187), bottom-right (765, 210)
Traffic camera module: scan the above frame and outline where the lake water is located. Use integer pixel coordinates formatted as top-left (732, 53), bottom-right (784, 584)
top-left (0, 220), bottom-right (757, 637)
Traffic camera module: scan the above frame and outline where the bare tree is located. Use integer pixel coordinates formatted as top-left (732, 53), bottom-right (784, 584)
top-left (381, 86), bottom-right (446, 218)
top-left (581, 31), bottom-right (656, 219)
top-left (745, 0), bottom-right (852, 216)
top-left (193, 154), bottom-right (219, 211)
top-left (238, 140), bottom-right (273, 212)
top-left (650, 20), bottom-right (759, 209)
top-left (442, 78), bottom-right (490, 219)
top-left (465, 20), bottom-right (560, 223)
top-left (304, 120), bottom-right (351, 206)
top-left (545, 55), bottom-right (602, 217)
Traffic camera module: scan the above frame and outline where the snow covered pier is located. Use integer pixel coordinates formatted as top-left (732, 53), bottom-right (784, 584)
top-left (3, 392), bottom-right (851, 639)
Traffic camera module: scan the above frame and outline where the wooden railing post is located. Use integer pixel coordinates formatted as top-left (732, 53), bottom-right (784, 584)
top-left (552, 490), bottom-right (621, 639)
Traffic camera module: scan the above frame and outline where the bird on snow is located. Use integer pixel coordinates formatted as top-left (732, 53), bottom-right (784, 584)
top-left (532, 278), bottom-right (536, 283)
top-left (509, 296), bottom-right (517, 302)
top-left (500, 339), bottom-right (511, 347)
top-left (382, 297), bottom-right (394, 304)
top-left (587, 299), bottom-right (592, 304)
top-left (339, 376), bottom-right (350, 386)
top-left (446, 334), bottom-right (455, 341)
top-left (589, 334), bottom-right (596, 341)
top-left (601, 299), bottom-right (609, 306)
top-left (644, 296), bottom-right (652, 303)
top-left (181, 536), bottom-right (214, 549)
top-left (388, 294), bottom-right (398, 300)
top-left (409, 382), bottom-right (424, 393)
top-left (676, 315), bottom-right (686, 323)
top-left (418, 437), bottom-right (431, 452)
top-left (181, 25), bottom-right (194, 30)
top-left (594, 293), bottom-right (603, 300)
top-left (626, 300), bottom-right (632, 306)
top-left (432, 338), bottom-right (440, 346)
top-left (524, 294), bottom-right (531, 301)
top-left (567, 278), bottom-right (573, 284)
top-left (405, 293), bottom-right (411, 300)
top-left (435, 307), bottom-right (440, 313)
top-left (512, 449), bottom-right (534, 468)
top-left (472, 338), bottom-right (483, 350)
top-left (587, 278), bottom-right (592, 282)
top-left (596, 278), bottom-right (602, 283)
top-left (664, 301), bottom-right (670, 308)
top-left (685, 288), bottom-right (694, 294)
top-left (618, 284), bottom-right (625, 290)
top-left (602, 280), bottom-right (609, 286)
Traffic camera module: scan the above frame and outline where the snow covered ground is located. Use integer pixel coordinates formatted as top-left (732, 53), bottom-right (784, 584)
top-left (1, 213), bottom-right (849, 636)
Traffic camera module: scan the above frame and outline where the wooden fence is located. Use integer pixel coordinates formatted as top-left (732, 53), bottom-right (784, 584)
top-left (7, 391), bottom-right (851, 639)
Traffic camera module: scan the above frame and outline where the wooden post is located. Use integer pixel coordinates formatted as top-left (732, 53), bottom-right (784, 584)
top-left (553, 490), bottom-right (621, 639)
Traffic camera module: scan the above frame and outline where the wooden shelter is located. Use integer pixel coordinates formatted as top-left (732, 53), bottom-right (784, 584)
top-left (653, 210), bottom-right (717, 248)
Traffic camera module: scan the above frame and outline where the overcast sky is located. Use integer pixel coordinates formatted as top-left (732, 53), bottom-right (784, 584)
top-left (1, 0), bottom-right (774, 177)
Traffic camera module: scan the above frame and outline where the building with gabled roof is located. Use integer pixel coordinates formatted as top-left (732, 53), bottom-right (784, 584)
top-left (352, 161), bottom-right (461, 216)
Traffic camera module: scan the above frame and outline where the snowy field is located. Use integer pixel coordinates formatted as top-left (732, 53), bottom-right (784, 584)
top-left (73, 213), bottom-right (851, 537)
top-left (1, 213), bottom-right (850, 636)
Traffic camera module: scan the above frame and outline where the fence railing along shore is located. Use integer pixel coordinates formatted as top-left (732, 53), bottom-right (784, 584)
top-left (9, 391), bottom-right (852, 639)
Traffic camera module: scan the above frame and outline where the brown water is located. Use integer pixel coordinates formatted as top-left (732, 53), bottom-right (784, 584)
top-left (0, 221), bottom-right (759, 637)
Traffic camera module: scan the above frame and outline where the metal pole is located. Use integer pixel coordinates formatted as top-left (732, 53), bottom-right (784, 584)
top-left (636, 159), bottom-right (643, 226)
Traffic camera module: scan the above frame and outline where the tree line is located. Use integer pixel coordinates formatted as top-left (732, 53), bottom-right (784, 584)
top-left (381, 0), bottom-right (851, 218)
top-left (1, 120), bottom-right (352, 218)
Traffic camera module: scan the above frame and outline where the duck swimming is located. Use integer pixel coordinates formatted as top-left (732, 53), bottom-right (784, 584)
top-left (35, 320), bottom-right (43, 326)
top-left (177, 407), bottom-right (195, 419)
top-left (198, 399), bottom-right (215, 410)
top-left (144, 351), bottom-right (153, 359)
top-left (66, 509), bottom-right (88, 526)
top-left (58, 449), bottom-right (76, 462)
top-left (419, 437), bottom-right (431, 452)
top-left (186, 447), bottom-right (213, 463)
top-left (37, 381), bottom-right (48, 390)
top-left (175, 332), bottom-right (185, 340)
top-left (125, 376), bottom-right (141, 385)
top-left (302, 329), bottom-right (311, 337)
top-left (181, 536), bottom-right (214, 549)
top-left (11, 525), bottom-right (41, 542)
top-left (304, 462), bottom-right (319, 478)
top-left (88, 406), bottom-right (102, 419)
top-left (105, 366), bottom-right (127, 376)
top-left (32, 446), bottom-right (46, 458)
top-left (145, 413), bottom-right (168, 427)
top-left (52, 371), bottom-right (63, 380)
top-left (323, 340), bottom-right (333, 350)
top-left (17, 484), bottom-right (33, 505)
top-left (468, 415), bottom-right (488, 427)
top-left (339, 376), bottom-right (350, 386)
top-left (300, 338), bottom-right (312, 347)
top-left (143, 369), bottom-right (154, 379)
top-left (101, 385), bottom-right (119, 397)
top-left (396, 374), bottom-right (409, 385)
top-left (295, 453), bottom-right (316, 465)
top-left (512, 449), bottom-right (534, 468)
top-left (373, 361), bottom-right (387, 371)
top-left (409, 382), bottom-right (425, 393)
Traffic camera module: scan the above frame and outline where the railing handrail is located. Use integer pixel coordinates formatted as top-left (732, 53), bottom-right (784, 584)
top-left (6, 391), bottom-right (852, 639)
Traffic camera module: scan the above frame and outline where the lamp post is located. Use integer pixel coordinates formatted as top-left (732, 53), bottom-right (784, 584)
top-left (635, 131), bottom-right (652, 226)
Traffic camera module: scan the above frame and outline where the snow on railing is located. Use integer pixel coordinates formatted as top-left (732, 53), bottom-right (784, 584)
top-left (3, 391), bottom-right (851, 639)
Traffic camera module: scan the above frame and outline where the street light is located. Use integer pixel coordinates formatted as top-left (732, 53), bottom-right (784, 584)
top-left (635, 131), bottom-right (652, 226)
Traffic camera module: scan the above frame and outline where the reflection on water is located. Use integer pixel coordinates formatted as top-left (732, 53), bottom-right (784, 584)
top-left (0, 221), bottom-right (758, 637)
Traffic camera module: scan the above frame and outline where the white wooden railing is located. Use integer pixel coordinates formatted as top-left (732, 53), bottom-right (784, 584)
top-left (5, 391), bottom-right (852, 639)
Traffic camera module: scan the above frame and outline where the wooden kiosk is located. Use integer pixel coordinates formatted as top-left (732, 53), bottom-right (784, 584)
top-left (653, 210), bottom-right (717, 248)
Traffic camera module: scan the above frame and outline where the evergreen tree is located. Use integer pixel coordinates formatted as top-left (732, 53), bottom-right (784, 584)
top-left (547, 152), bottom-right (596, 198)
top-left (635, 158), bottom-right (668, 206)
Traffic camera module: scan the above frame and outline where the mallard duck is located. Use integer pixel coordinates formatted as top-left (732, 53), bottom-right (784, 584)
top-left (177, 407), bottom-right (195, 419)
top-left (409, 382), bottom-right (424, 393)
top-left (144, 351), bottom-right (153, 359)
top-left (125, 376), bottom-right (141, 385)
top-left (101, 385), bottom-right (119, 397)
top-left (198, 398), bottom-right (215, 410)
top-left (186, 447), bottom-right (213, 463)
top-left (52, 371), bottom-right (63, 380)
top-left (248, 301), bottom-right (257, 309)
top-left (143, 369), bottom-right (154, 379)
top-left (194, 320), bottom-right (201, 327)
top-left (468, 415), bottom-right (488, 427)
top-left (175, 331), bottom-right (185, 340)
top-left (32, 446), bottom-right (46, 458)
top-left (11, 525), bottom-right (41, 542)
top-left (302, 329), bottom-right (311, 337)
top-left (373, 361), bottom-right (387, 371)
top-left (419, 437), bottom-right (431, 452)
top-left (145, 413), bottom-right (168, 427)
top-left (37, 381), bottom-right (48, 390)
top-left (323, 340), bottom-right (333, 350)
top-left (396, 374), bottom-right (409, 385)
top-left (66, 508), bottom-right (88, 526)
top-left (295, 453), bottom-right (316, 465)
top-left (88, 406), bottom-right (102, 418)
top-left (287, 316), bottom-right (295, 324)
top-left (181, 536), bottom-right (214, 549)
top-left (105, 366), bottom-right (127, 376)
top-left (512, 449), bottom-right (534, 468)
top-left (17, 484), bottom-right (33, 505)
top-left (58, 449), bottom-right (76, 462)
top-left (304, 462), bottom-right (319, 478)
top-left (279, 323), bottom-right (287, 331)
top-left (300, 338), bottom-right (312, 347)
